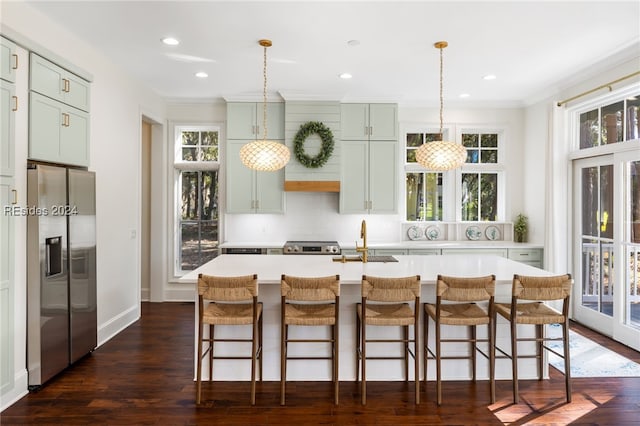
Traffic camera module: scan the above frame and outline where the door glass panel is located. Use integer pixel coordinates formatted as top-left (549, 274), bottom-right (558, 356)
top-left (627, 161), bottom-right (640, 328)
top-left (580, 164), bottom-right (614, 316)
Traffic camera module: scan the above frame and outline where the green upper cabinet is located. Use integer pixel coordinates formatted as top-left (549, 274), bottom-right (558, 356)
top-left (29, 92), bottom-right (89, 167)
top-left (0, 37), bottom-right (17, 83)
top-left (1, 80), bottom-right (15, 176)
top-left (340, 103), bottom-right (398, 214)
top-left (29, 53), bottom-right (91, 167)
top-left (341, 103), bottom-right (397, 141)
top-left (227, 102), bottom-right (284, 140)
top-left (226, 139), bottom-right (284, 213)
top-left (226, 102), bottom-right (285, 213)
top-left (30, 54), bottom-right (90, 112)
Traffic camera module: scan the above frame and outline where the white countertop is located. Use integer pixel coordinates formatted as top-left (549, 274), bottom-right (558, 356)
top-left (180, 254), bottom-right (552, 285)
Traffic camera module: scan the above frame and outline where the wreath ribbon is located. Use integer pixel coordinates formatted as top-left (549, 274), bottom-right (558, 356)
top-left (293, 121), bottom-right (334, 168)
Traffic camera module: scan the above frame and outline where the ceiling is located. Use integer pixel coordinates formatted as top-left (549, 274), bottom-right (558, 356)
top-left (22, 1), bottom-right (640, 106)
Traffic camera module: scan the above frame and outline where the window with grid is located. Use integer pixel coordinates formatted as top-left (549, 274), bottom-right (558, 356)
top-left (174, 126), bottom-right (220, 273)
top-left (404, 127), bottom-right (504, 223)
top-left (579, 95), bottom-right (640, 148)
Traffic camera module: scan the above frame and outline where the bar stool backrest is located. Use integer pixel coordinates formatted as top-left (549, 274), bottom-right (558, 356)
top-left (362, 275), bottom-right (421, 302)
top-left (512, 274), bottom-right (572, 301)
top-left (198, 274), bottom-right (258, 302)
top-left (281, 275), bottom-right (340, 301)
top-left (437, 275), bottom-right (495, 302)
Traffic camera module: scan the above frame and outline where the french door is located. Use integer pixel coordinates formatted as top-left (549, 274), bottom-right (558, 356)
top-left (573, 152), bottom-right (640, 350)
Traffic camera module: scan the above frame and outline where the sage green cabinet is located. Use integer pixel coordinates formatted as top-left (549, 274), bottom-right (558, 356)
top-left (1, 36), bottom-right (17, 83)
top-left (340, 139), bottom-right (397, 213)
top-left (227, 102), bottom-right (284, 140)
top-left (0, 176), bottom-right (15, 394)
top-left (408, 249), bottom-right (441, 255)
top-left (29, 92), bottom-right (89, 167)
top-left (1, 80), bottom-right (15, 176)
top-left (340, 103), bottom-right (397, 214)
top-left (30, 53), bottom-right (90, 112)
top-left (29, 53), bottom-right (91, 167)
top-left (508, 248), bottom-right (543, 268)
top-left (226, 140), bottom-right (284, 213)
top-left (341, 103), bottom-right (397, 141)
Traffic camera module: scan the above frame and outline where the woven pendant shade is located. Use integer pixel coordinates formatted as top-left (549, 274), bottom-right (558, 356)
top-left (416, 41), bottom-right (466, 171)
top-left (240, 140), bottom-right (291, 172)
top-left (415, 140), bottom-right (467, 171)
top-left (241, 39), bottom-right (290, 171)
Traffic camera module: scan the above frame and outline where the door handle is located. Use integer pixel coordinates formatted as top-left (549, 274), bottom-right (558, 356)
top-left (62, 78), bottom-right (70, 93)
top-left (12, 96), bottom-right (18, 112)
top-left (11, 189), bottom-right (17, 204)
top-left (12, 53), bottom-right (18, 70)
top-left (62, 113), bottom-right (70, 127)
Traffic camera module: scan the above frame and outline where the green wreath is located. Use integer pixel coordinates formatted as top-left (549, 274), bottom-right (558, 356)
top-left (293, 121), bottom-right (334, 168)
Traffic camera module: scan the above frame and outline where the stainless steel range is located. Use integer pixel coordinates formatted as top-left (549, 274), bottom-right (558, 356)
top-left (283, 240), bottom-right (341, 255)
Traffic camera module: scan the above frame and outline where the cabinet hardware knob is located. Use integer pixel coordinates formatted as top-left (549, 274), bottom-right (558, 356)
top-left (12, 53), bottom-right (18, 70)
top-left (62, 113), bottom-right (70, 127)
top-left (62, 78), bottom-right (70, 93)
top-left (12, 96), bottom-right (18, 112)
top-left (11, 189), bottom-right (18, 204)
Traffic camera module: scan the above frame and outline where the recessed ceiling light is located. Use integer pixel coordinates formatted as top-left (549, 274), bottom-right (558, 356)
top-left (339, 73), bottom-right (352, 79)
top-left (483, 74), bottom-right (496, 80)
top-left (195, 71), bottom-right (208, 78)
top-left (347, 40), bottom-right (360, 47)
top-left (162, 37), bottom-right (180, 46)
top-left (459, 93), bottom-right (470, 98)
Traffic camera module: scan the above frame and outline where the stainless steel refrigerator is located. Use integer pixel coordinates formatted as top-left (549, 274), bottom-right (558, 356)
top-left (27, 163), bottom-right (96, 389)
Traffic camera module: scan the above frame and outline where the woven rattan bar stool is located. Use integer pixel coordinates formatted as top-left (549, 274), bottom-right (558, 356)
top-left (423, 274), bottom-right (496, 405)
top-left (356, 274), bottom-right (421, 405)
top-left (196, 273), bottom-right (263, 405)
top-left (280, 274), bottom-right (340, 405)
top-left (493, 274), bottom-right (572, 404)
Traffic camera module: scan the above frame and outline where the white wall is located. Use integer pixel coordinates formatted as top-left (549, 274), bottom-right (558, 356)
top-left (1, 1), bottom-right (166, 409)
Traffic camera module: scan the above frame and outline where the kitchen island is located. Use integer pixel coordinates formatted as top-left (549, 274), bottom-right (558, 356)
top-left (180, 254), bottom-right (556, 382)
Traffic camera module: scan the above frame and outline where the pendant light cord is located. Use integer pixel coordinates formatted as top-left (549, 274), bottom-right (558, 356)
top-left (262, 43), bottom-right (268, 141)
top-left (438, 44), bottom-right (444, 137)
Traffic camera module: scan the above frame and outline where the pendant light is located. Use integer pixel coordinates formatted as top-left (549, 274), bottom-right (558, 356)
top-left (240, 39), bottom-right (290, 171)
top-left (415, 41), bottom-right (467, 171)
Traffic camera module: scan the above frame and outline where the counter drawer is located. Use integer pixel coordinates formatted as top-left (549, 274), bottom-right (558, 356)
top-left (508, 248), bottom-right (542, 262)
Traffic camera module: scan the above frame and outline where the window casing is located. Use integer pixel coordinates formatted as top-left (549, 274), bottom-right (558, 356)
top-left (173, 125), bottom-right (220, 275)
top-left (403, 126), bottom-right (505, 222)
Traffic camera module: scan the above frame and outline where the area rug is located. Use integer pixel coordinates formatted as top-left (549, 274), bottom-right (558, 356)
top-left (546, 323), bottom-right (640, 377)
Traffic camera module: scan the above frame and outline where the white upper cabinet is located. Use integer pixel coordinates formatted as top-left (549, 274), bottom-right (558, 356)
top-left (341, 103), bottom-right (397, 141)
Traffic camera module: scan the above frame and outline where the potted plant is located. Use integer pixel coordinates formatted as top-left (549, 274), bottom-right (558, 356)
top-left (514, 214), bottom-right (528, 243)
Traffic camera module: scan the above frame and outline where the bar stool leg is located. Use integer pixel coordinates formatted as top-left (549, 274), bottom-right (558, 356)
top-left (563, 320), bottom-right (572, 402)
top-left (536, 324), bottom-right (544, 380)
top-left (259, 310), bottom-right (264, 382)
top-left (334, 321), bottom-right (339, 405)
top-left (209, 324), bottom-right (214, 382)
top-left (471, 325), bottom-right (477, 381)
top-left (423, 311), bottom-right (429, 384)
top-left (196, 315), bottom-right (204, 404)
top-left (414, 323), bottom-right (420, 405)
top-left (510, 318), bottom-right (519, 404)
top-left (250, 318), bottom-right (257, 405)
top-left (280, 323), bottom-right (287, 405)
top-left (489, 318), bottom-right (495, 404)
top-left (361, 314), bottom-right (367, 405)
top-left (436, 320), bottom-right (442, 406)
top-left (404, 325), bottom-right (409, 382)
top-left (355, 307), bottom-right (361, 383)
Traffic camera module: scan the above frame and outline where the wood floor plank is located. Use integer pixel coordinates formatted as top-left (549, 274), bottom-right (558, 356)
top-left (2, 302), bottom-right (639, 425)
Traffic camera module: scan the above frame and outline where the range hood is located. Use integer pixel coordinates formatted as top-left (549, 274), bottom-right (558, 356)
top-left (284, 180), bottom-right (340, 192)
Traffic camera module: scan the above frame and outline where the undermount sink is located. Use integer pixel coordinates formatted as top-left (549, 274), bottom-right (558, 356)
top-left (332, 255), bottom-right (398, 263)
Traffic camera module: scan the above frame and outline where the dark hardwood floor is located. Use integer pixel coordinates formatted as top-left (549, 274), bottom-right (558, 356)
top-left (3, 302), bottom-right (639, 425)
